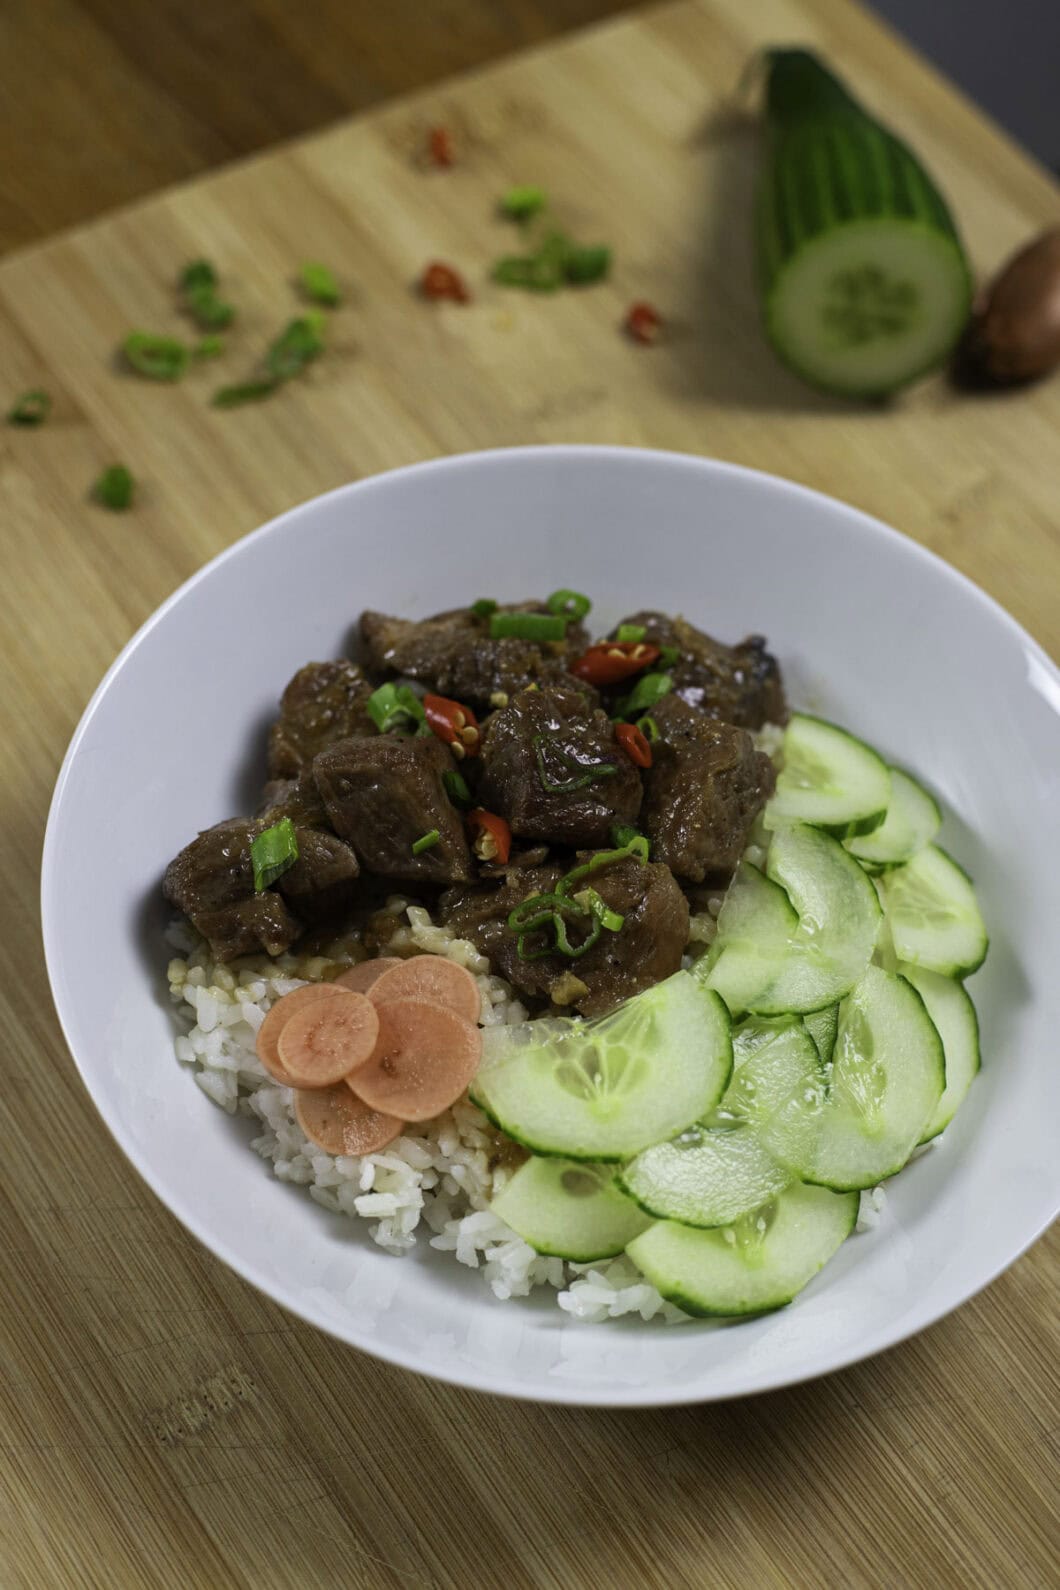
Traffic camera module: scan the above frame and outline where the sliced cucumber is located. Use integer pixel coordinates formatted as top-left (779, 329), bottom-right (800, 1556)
top-left (882, 844), bottom-right (988, 977)
top-left (804, 1003), bottom-right (839, 1066)
top-left (695, 861), bottom-right (798, 1009)
top-left (767, 714), bottom-right (890, 838)
top-left (779, 965), bottom-right (945, 1190)
top-left (707, 823), bottom-right (881, 1015)
top-left (846, 767), bottom-right (941, 870)
top-left (627, 1182), bottom-right (859, 1317)
top-left (902, 966), bottom-right (981, 1142)
top-left (491, 1157), bottom-right (652, 1260)
top-left (470, 972), bottom-right (732, 1162)
top-left (758, 51), bottom-right (972, 398)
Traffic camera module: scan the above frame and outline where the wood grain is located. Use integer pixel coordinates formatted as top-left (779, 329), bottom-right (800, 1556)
top-left (0, 0), bottom-right (640, 254)
top-left (2, 2), bottom-right (1058, 1586)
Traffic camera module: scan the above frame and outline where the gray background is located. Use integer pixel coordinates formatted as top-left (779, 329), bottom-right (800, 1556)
top-left (873, 0), bottom-right (1060, 172)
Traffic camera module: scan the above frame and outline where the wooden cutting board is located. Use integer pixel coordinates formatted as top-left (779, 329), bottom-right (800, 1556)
top-left (2, 2), bottom-right (1057, 1585)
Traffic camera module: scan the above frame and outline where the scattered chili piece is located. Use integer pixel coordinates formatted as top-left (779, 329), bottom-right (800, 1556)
top-left (428, 127), bottom-right (454, 167)
top-left (420, 262), bottom-right (470, 303)
top-left (615, 722), bottom-right (653, 769)
top-left (625, 302), bottom-right (662, 344)
top-left (424, 693), bottom-right (481, 757)
top-left (468, 809), bottom-right (512, 865)
top-left (570, 640), bottom-right (661, 687)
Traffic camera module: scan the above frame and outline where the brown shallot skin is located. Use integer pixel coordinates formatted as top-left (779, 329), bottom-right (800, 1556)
top-left (955, 229), bottom-right (1060, 387)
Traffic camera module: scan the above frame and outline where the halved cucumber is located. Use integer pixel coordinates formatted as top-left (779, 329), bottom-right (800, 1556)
top-left (804, 1003), bottom-right (839, 1066)
top-left (707, 823), bottom-right (881, 1015)
top-left (626, 1182), bottom-right (859, 1317)
top-left (846, 767), bottom-right (941, 870)
top-left (882, 844), bottom-right (988, 977)
top-left (766, 715), bottom-right (890, 838)
top-left (902, 966), bottom-right (981, 1142)
top-left (620, 1019), bottom-right (820, 1227)
top-left (491, 1157), bottom-right (652, 1260)
top-left (470, 972), bottom-right (732, 1162)
top-left (778, 965), bottom-right (945, 1190)
top-left (695, 861), bottom-right (798, 1008)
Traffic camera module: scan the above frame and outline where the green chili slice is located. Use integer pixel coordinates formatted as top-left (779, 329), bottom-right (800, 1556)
top-left (547, 589), bottom-right (591, 622)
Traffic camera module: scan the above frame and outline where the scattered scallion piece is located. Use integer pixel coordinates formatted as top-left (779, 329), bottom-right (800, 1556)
top-left (93, 464), bottom-right (134, 511)
top-left (471, 598), bottom-right (498, 619)
top-left (614, 671), bottom-right (672, 719)
top-left (181, 260), bottom-right (217, 293)
top-left (547, 588), bottom-right (591, 621)
top-left (412, 829), bottom-right (441, 855)
top-left (123, 332), bottom-right (190, 382)
top-left (658, 645), bottom-right (680, 668)
top-left (572, 888), bottom-right (626, 932)
top-left (636, 713), bottom-right (659, 742)
top-left (443, 770), bottom-right (472, 808)
top-left (192, 335), bottom-right (225, 360)
top-left (500, 185), bottom-right (548, 221)
top-left (611, 823), bottom-right (644, 851)
top-left (367, 681), bottom-right (426, 734)
top-left (267, 313), bottom-right (326, 380)
top-left (533, 733), bottom-right (616, 793)
top-left (616, 623), bottom-right (646, 644)
top-left (251, 817), bottom-right (299, 891)
top-left (7, 389), bottom-right (51, 426)
top-left (179, 260), bottom-right (235, 331)
top-left (300, 262), bottom-right (342, 307)
top-left (563, 244), bottom-right (611, 285)
top-left (490, 611), bottom-right (567, 642)
top-left (212, 379), bottom-right (279, 408)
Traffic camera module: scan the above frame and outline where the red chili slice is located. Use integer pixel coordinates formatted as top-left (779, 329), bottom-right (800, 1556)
top-left (420, 262), bottom-right (470, 303)
top-left (428, 126), bottom-right (454, 167)
top-left (467, 808), bottom-right (512, 865)
top-left (625, 302), bottom-right (662, 344)
top-left (424, 693), bottom-right (480, 757)
top-left (570, 640), bottom-right (661, 687)
top-left (615, 722), bottom-right (653, 769)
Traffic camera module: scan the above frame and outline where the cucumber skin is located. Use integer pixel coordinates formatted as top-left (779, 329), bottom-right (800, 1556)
top-left (757, 51), bottom-right (972, 398)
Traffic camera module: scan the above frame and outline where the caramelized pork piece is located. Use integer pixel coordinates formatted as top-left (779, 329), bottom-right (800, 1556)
top-left (163, 819), bottom-right (301, 960)
top-left (477, 685), bottom-right (643, 848)
top-left (640, 695), bottom-right (775, 882)
top-left (267, 660), bottom-right (376, 779)
top-left (614, 612), bottom-right (785, 729)
top-left (313, 734), bottom-right (473, 885)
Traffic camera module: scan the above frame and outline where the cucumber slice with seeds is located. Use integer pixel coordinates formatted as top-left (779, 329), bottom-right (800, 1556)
top-left (902, 966), bottom-right (981, 1143)
top-left (767, 714), bottom-right (890, 838)
top-left (491, 1157), bottom-right (652, 1260)
top-left (758, 51), bottom-right (972, 398)
top-left (778, 965), bottom-right (945, 1191)
top-left (804, 1003), bottom-right (839, 1066)
top-left (882, 844), bottom-right (988, 977)
top-left (846, 767), bottom-right (941, 870)
top-left (627, 1182), bottom-right (859, 1317)
top-left (470, 972), bottom-right (732, 1162)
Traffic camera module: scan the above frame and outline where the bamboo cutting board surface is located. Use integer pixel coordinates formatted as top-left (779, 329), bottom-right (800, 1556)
top-left (2, 1), bottom-right (1058, 1585)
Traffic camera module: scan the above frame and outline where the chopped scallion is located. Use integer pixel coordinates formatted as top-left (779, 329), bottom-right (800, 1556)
top-left (192, 335), bottom-right (225, 360)
top-left (180, 260), bottom-right (218, 293)
top-left (490, 611), bottom-right (567, 642)
top-left (179, 260), bottom-right (234, 331)
top-left (563, 244), bottom-right (611, 284)
top-left (443, 770), bottom-right (472, 808)
top-left (614, 671), bottom-right (672, 719)
top-left (500, 185), bottom-right (548, 221)
top-left (93, 464), bottom-right (134, 510)
top-left (616, 623), bottom-right (646, 644)
top-left (251, 817), bottom-right (299, 891)
top-left (471, 598), bottom-right (498, 619)
top-left (300, 262), bottom-right (342, 306)
top-left (267, 313), bottom-right (326, 381)
top-left (412, 829), bottom-right (441, 855)
top-left (610, 823), bottom-right (642, 850)
top-left (212, 379), bottom-right (279, 408)
top-left (658, 645), bottom-right (680, 668)
top-left (572, 888), bottom-right (625, 932)
top-left (367, 681), bottom-right (426, 734)
top-left (636, 713), bottom-right (659, 742)
top-left (123, 332), bottom-right (189, 382)
top-left (533, 733), bottom-right (616, 793)
top-left (547, 589), bottom-right (591, 621)
top-left (7, 389), bottom-right (51, 426)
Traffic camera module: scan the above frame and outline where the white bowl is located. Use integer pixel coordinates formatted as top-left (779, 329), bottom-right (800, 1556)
top-left (42, 446), bottom-right (1060, 1405)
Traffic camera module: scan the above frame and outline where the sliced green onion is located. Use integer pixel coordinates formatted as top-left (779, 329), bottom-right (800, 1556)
top-left (500, 185), bottom-right (547, 220)
top-left (556, 835), bottom-right (648, 898)
top-left (615, 671), bottom-right (672, 719)
top-left (507, 890), bottom-right (602, 960)
top-left (443, 770), bottom-right (472, 807)
top-left (7, 389), bottom-right (51, 426)
top-left (300, 262), bottom-right (341, 306)
top-left (193, 335), bottom-right (225, 360)
top-left (636, 713), bottom-right (659, 741)
top-left (572, 888), bottom-right (625, 932)
top-left (658, 645), bottom-right (680, 668)
top-left (552, 914), bottom-right (602, 958)
top-left (179, 261), bottom-right (234, 330)
top-left (212, 378), bottom-right (279, 408)
top-left (367, 681), bottom-right (426, 734)
top-left (490, 611), bottom-right (567, 642)
top-left (563, 244), bottom-right (611, 284)
top-left (251, 817), bottom-right (299, 890)
top-left (610, 823), bottom-right (643, 850)
top-left (267, 313), bottom-right (326, 380)
top-left (616, 623), bottom-right (646, 644)
top-left (180, 260), bottom-right (218, 293)
top-left (547, 588), bottom-right (591, 622)
top-left (471, 598), bottom-right (498, 619)
top-left (492, 232), bottom-right (569, 293)
top-left (123, 332), bottom-right (189, 382)
top-left (93, 464), bottom-right (134, 510)
top-left (533, 733), bottom-right (616, 793)
top-left (412, 829), bottom-right (440, 855)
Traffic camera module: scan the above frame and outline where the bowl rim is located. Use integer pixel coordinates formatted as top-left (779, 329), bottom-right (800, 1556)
top-left (41, 444), bottom-right (1060, 1406)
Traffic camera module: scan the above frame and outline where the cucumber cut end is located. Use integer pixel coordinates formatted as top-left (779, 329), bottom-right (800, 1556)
top-left (766, 221), bottom-right (971, 398)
